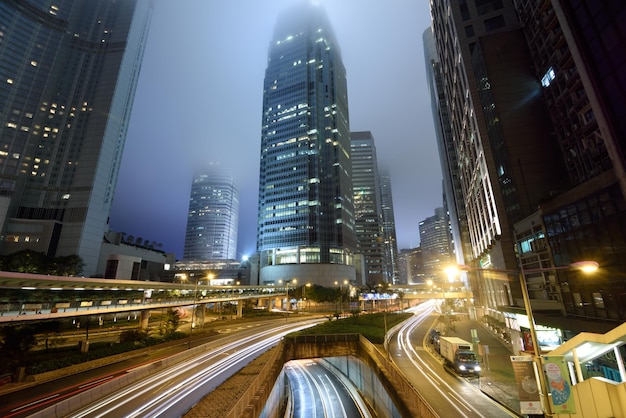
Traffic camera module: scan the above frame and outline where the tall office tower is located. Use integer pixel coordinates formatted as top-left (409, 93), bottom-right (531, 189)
top-left (256, 3), bottom-right (356, 286)
top-left (0, 1), bottom-right (153, 276)
top-left (423, 29), bottom-right (470, 270)
top-left (398, 247), bottom-right (425, 285)
top-left (378, 169), bottom-right (399, 284)
top-left (184, 164), bottom-right (239, 261)
top-left (510, 1), bottom-right (626, 330)
top-left (351, 131), bottom-right (385, 285)
top-left (429, 0), bottom-right (568, 317)
top-left (419, 207), bottom-right (453, 282)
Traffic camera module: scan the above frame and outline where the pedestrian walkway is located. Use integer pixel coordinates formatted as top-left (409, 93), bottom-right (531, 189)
top-left (437, 315), bottom-right (522, 416)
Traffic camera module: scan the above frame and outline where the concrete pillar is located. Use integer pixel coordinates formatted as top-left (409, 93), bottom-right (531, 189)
top-left (237, 302), bottom-right (243, 318)
top-left (139, 310), bottom-right (150, 329)
top-left (197, 303), bottom-right (205, 326)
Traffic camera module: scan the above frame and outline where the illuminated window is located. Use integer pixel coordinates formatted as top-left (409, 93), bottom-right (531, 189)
top-left (541, 67), bottom-right (556, 87)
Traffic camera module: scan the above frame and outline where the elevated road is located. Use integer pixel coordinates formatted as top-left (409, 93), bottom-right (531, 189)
top-left (0, 271), bottom-right (284, 323)
top-left (1, 272), bottom-right (472, 324)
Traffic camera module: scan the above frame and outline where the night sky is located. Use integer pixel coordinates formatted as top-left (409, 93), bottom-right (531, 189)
top-left (108, 0), bottom-right (441, 260)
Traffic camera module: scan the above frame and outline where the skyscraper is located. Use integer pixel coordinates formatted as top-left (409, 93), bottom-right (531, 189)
top-left (378, 169), bottom-right (399, 284)
top-left (184, 164), bottom-right (239, 261)
top-left (511, 0), bottom-right (626, 329)
top-left (429, 0), bottom-right (568, 315)
top-left (419, 207), bottom-right (453, 282)
top-left (0, 1), bottom-right (153, 276)
top-left (423, 29), bottom-right (470, 270)
top-left (351, 131), bottom-right (384, 285)
top-left (257, 2), bottom-right (356, 286)
top-left (429, 0), bottom-right (626, 336)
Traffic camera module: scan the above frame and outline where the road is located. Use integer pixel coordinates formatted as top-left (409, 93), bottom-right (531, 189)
top-left (1, 317), bottom-right (321, 418)
top-left (388, 301), bottom-right (517, 418)
top-left (284, 359), bottom-right (371, 418)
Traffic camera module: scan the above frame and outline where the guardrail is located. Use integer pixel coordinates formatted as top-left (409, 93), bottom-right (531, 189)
top-left (0, 293), bottom-right (274, 323)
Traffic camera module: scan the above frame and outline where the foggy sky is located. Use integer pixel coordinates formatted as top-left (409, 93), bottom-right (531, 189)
top-left (109, 0), bottom-right (442, 260)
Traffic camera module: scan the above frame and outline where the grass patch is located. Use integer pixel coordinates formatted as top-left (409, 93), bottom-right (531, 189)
top-left (289, 312), bottom-right (411, 344)
top-left (25, 331), bottom-right (189, 374)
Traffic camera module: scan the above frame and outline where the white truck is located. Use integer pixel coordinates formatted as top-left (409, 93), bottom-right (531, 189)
top-left (439, 336), bottom-right (481, 376)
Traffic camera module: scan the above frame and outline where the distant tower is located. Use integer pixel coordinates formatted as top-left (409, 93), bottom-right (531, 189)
top-left (351, 131), bottom-right (384, 285)
top-left (0, 1), bottom-right (153, 276)
top-left (398, 247), bottom-right (425, 285)
top-left (419, 207), bottom-right (453, 282)
top-left (184, 164), bottom-right (239, 260)
top-left (379, 169), bottom-right (399, 284)
top-left (256, 3), bottom-right (356, 286)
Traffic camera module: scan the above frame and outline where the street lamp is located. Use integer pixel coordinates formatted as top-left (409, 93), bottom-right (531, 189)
top-left (188, 278), bottom-right (200, 349)
top-left (518, 260), bottom-right (598, 416)
top-left (305, 283), bottom-right (311, 311)
top-left (451, 260), bottom-right (598, 416)
top-left (286, 278), bottom-right (296, 312)
top-left (334, 280), bottom-right (344, 316)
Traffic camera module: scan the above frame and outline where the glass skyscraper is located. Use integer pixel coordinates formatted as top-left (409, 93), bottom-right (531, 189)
top-left (379, 169), bottom-right (399, 284)
top-left (351, 131), bottom-right (384, 285)
top-left (184, 164), bottom-right (239, 261)
top-left (0, 0), bottom-right (153, 276)
top-left (256, 3), bottom-right (356, 286)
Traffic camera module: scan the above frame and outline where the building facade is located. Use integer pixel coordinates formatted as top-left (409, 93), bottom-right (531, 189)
top-left (184, 164), bottom-right (239, 261)
top-left (398, 247), bottom-right (425, 285)
top-left (0, 0), bottom-right (153, 276)
top-left (351, 131), bottom-right (384, 285)
top-left (419, 207), bottom-right (454, 282)
top-left (511, 0), bottom-right (626, 331)
top-left (428, 0), bottom-right (569, 321)
top-left (423, 29), bottom-right (471, 270)
top-left (256, 3), bottom-right (355, 286)
top-left (429, 0), bottom-right (626, 341)
top-left (379, 169), bottom-right (399, 284)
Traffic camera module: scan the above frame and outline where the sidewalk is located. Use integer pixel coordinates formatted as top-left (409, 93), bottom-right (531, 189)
top-left (440, 316), bottom-right (522, 416)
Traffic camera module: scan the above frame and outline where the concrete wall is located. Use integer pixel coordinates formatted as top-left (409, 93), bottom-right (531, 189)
top-left (323, 356), bottom-right (400, 417)
top-left (280, 334), bottom-right (439, 418)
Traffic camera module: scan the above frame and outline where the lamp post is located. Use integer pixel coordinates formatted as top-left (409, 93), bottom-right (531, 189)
top-left (518, 261), bottom-right (598, 416)
top-left (450, 260), bottom-right (598, 416)
top-left (335, 280), bottom-right (346, 316)
top-left (188, 278), bottom-right (200, 349)
top-left (305, 283), bottom-right (311, 312)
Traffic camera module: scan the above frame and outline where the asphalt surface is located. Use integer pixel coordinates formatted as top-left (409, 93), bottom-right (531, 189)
top-left (441, 315), bottom-right (521, 416)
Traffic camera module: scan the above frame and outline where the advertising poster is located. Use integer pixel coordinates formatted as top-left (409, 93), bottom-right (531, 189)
top-left (510, 356), bottom-right (542, 415)
top-left (543, 355), bottom-right (576, 414)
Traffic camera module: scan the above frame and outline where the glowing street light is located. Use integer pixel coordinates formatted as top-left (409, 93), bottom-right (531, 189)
top-left (304, 282), bottom-right (312, 311)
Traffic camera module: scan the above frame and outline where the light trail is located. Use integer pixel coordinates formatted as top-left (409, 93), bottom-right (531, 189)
top-left (50, 320), bottom-right (322, 418)
top-left (285, 359), bottom-right (370, 418)
top-left (393, 302), bottom-right (516, 417)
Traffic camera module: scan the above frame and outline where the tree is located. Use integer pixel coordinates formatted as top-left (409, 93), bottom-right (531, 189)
top-left (161, 308), bottom-right (180, 335)
top-left (5, 250), bottom-right (46, 273)
top-left (49, 255), bottom-right (84, 276)
top-left (0, 325), bottom-right (37, 371)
